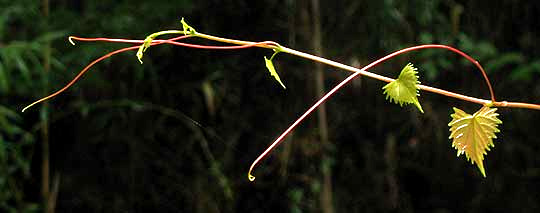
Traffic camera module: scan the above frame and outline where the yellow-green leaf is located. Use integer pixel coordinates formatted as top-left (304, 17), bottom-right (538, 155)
top-left (264, 56), bottom-right (286, 89)
top-left (136, 36), bottom-right (154, 64)
top-left (180, 17), bottom-right (196, 35)
top-left (382, 63), bottom-right (423, 113)
top-left (135, 29), bottom-right (185, 64)
top-left (448, 106), bottom-right (502, 177)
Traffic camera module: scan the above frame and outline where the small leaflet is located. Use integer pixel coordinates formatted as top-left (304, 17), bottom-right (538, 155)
top-left (264, 56), bottom-right (286, 89)
top-left (382, 63), bottom-right (423, 113)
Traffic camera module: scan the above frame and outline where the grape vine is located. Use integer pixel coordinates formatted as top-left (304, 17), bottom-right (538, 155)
top-left (22, 18), bottom-right (540, 180)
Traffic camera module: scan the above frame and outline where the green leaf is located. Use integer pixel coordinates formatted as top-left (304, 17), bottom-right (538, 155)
top-left (264, 56), bottom-right (286, 89)
top-left (448, 106), bottom-right (502, 177)
top-left (382, 63), bottom-right (423, 113)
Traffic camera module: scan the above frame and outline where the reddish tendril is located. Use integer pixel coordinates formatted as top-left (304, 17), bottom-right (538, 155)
top-left (22, 36), bottom-right (278, 112)
top-left (247, 44), bottom-right (496, 181)
top-left (68, 36), bottom-right (279, 50)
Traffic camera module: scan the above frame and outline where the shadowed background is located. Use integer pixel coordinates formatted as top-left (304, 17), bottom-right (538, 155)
top-left (1, 0), bottom-right (540, 212)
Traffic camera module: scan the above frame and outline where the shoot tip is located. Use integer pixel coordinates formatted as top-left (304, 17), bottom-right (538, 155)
top-left (68, 36), bottom-right (76, 45)
top-left (21, 104), bottom-right (34, 113)
top-left (248, 166), bottom-right (256, 182)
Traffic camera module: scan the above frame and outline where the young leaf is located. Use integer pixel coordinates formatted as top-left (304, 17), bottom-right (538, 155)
top-left (135, 29), bottom-right (185, 64)
top-left (264, 56), bottom-right (286, 89)
top-left (136, 36), bottom-right (154, 64)
top-left (382, 63), bottom-right (423, 113)
top-left (448, 106), bottom-right (502, 177)
top-left (180, 17), bottom-right (196, 35)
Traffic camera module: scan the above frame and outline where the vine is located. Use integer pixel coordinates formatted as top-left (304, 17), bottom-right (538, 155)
top-left (22, 18), bottom-right (540, 180)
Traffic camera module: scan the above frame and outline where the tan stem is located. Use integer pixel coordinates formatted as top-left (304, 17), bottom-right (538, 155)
top-left (280, 47), bottom-right (540, 110)
top-left (192, 32), bottom-right (540, 110)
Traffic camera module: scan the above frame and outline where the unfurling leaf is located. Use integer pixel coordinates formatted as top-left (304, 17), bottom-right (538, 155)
top-left (382, 63), bottom-right (423, 113)
top-left (264, 56), bottom-right (286, 89)
top-left (448, 106), bottom-right (502, 177)
top-left (180, 17), bottom-right (196, 35)
top-left (136, 36), bottom-right (154, 64)
top-left (135, 29), bottom-right (185, 64)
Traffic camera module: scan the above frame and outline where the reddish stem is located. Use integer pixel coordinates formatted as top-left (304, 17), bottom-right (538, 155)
top-left (156, 40), bottom-right (278, 50)
top-left (22, 45), bottom-right (140, 112)
top-left (437, 45), bottom-right (496, 102)
top-left (247, 44), bottom-right (497, 181)
top-left (22, 36), bottom-right (278, 112)
top-left (69, 36), bottom-right (279, 50)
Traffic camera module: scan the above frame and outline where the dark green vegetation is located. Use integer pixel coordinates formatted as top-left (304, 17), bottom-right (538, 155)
top-left (2, 0), bottom-right (540, 212)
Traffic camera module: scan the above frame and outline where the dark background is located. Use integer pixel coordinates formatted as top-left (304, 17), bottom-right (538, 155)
top-left (2, 0), bottom-right (540, 212)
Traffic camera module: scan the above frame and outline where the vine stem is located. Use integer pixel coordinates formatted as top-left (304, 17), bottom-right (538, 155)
top-left (50, 33), bottom-right (539, 111)
top-left (22, 35), bottom-right (187, 112)
top-left (22, 30), bottom-right (540, 181)
top-left (193, 32), bottom-right (538, 110)
top-left (21, 35), bottom-right (277, 112)
top-left (21, 31), bottom-right (540, 181)
top-left (247, 44), bottom-right (540, 181)
top-left (283, 45), bottom-right (497, 100)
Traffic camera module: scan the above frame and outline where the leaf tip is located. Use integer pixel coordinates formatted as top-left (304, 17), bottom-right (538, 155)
top-left (478, 164), bottom-right (487, 177)
top-left (414, 101), bottom-right (424, 113)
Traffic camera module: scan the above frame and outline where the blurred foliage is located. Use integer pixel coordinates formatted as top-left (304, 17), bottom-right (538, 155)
top-left (1, 0), bottom-right (57, 212)
top-left (1, 0), bottom-right (540, 212)
top-left (0, 105), bottom-right (38, 213)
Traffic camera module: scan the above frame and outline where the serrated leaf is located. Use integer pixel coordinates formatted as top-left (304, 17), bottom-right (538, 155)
top-left (382, 63), bottom-right (423, 113)
top-left (448, 106), bottom-right (502, 177)
top-left (264, 56), bottom-right (286, 89)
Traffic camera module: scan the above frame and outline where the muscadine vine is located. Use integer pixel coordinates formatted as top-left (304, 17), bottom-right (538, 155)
top-left (22, 18), bottom-right (540, 180)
